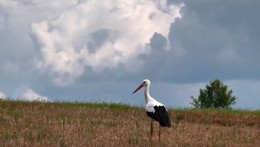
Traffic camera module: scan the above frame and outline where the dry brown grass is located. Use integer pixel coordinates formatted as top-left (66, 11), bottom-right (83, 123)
top-left (0, 100), bottom-right (259, 146)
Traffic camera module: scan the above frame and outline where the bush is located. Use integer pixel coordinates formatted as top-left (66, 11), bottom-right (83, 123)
top-left (191, 79), bottom-right (237, 109)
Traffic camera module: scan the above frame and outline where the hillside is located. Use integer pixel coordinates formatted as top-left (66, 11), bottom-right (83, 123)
top-left (0, 100), bottom-right (259, 146)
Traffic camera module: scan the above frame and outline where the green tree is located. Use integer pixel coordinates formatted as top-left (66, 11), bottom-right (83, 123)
top-left (191, 79), bottom-right (237, 109)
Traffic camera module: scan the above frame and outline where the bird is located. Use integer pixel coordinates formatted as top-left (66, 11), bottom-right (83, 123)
top-left (132, 79), bottom-right (171, 142)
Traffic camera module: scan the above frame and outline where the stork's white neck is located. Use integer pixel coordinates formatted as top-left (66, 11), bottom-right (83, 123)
top-left (144, 84), bottom-right (153, 103)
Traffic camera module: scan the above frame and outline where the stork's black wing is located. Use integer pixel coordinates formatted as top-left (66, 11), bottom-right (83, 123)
top-left (146, 105), bottom-right (171, 127)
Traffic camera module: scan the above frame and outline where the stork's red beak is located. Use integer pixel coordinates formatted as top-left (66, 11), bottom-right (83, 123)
top-left (132, 83), bottom-right (144, 94)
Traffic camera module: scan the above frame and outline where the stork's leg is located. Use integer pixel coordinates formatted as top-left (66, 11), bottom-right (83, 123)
top-left (158, 125), bottom-right (161, 142)
top-left (150, 121), bottom-right (153, 141)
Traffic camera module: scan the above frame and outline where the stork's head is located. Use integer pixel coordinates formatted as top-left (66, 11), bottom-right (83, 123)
top-left (142, 79), bottom-right (151, 87)
top-left (132, 79), bottom-right (151, 94)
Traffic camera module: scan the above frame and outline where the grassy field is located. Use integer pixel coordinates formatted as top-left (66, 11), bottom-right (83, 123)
top-left (0, 100), bottom-right (259, 146)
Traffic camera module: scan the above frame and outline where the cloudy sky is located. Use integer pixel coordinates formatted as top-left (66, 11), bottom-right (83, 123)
top-left (0, 0), bottom-right (259, 109)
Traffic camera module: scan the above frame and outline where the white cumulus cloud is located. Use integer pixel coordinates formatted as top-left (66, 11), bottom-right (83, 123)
top-left (22, 88), bottom-right (49, 102)
top-left (31, 0), bottom-right (184, 86)
top-left (0, 91), bottom-right (6, 99)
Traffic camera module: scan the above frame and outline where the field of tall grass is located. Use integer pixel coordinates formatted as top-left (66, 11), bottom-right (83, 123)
top-left (0, 100), bottom-right (259, 146)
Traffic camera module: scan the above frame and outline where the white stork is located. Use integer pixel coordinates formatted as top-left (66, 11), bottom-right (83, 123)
top-left (132, 79), bottom-right (171, 142)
